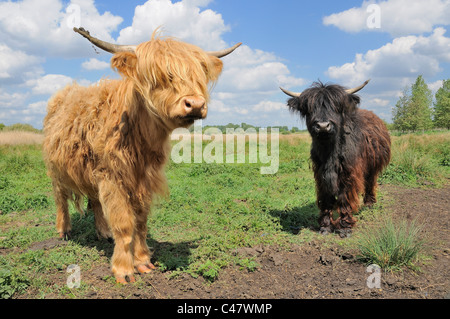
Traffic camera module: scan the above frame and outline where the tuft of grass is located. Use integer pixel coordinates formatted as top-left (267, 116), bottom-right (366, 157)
top-left (237, 258), bottom-right (259, 272)
top-left (355, 217), bottom-right (425, 271)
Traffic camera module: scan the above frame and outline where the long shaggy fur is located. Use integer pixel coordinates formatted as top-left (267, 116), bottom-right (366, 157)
top-left (287, 82), bottom-right (391, 234)
top-left (43, 35), bottom-right (223, 281)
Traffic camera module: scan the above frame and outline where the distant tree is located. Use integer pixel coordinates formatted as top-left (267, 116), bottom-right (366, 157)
top-left (393, 87), bottom-right (411, 131)
top-left (241, 122), bottom-right (256, 130)
top-left (410, 75), bottom-right (433, 131)
top-left (434, 79), bottom-right (450, 129)
top-left (225, 123), bottom-right (239, 129)
top-left (393, 75), bottom-right (433, 132)
top-left (0, 123), bottom-right (5, 131)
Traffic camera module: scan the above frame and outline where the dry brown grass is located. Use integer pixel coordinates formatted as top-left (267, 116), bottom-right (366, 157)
top-left (0, 131), bottom-right (44, 145)
top-left (278, 132), bottom-right (311, 145)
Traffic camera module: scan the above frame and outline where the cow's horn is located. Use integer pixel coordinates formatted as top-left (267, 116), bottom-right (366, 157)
top-left (74, 27), bottom-right (137, 53)
top-left (207, 42), bottom-right (242, 58)
top-left (345, 79), bottom-right (370, 95)
top-left (279, 87), bottom-right (301, 98)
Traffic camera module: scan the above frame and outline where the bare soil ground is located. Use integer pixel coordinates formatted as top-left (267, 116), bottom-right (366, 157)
top-left (18, 184), bottom-right (450, 299)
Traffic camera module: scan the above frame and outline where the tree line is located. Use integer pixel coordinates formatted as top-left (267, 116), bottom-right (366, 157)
top-left (188, 122), bottom-right (303, 134)
top-left (393, 76), bottom-right (450, 131)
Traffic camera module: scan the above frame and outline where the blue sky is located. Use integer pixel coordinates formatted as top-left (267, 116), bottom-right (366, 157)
top-left (1, 0), bottom-right (449, 129)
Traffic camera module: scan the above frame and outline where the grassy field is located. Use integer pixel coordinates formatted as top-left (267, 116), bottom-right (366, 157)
top-left (0, 130), bottom-right (449, 298)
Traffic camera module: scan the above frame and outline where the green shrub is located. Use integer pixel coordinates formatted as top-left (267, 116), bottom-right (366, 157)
top-left (195, 259), bottom-right (222, 282)
top-left (0, 268), bottom-right (30, 299)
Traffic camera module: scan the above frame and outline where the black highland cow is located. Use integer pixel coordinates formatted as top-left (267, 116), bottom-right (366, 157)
top-left (281, 80), bottom-right (391, 237)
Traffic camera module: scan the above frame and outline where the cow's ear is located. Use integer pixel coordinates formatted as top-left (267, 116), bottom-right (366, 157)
top-left (346, 94), bottom-right (361, 112)
top-left (206, 56), bottom-right (223, 82)
top-left (287, 97), bottom-right (307, 118)
top-left (111, 52), bottom-right (138, 78)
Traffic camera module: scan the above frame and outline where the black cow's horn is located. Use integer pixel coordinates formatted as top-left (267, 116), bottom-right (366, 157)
top-left (280, 79), bottom-right (371, 98)
top-left (345, 79), bottom-right (370, 95)
top-left (279, 87), bottom-right (301, 98)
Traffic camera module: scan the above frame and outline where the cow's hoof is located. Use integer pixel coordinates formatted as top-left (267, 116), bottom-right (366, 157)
top-left (136, 263), bottom-right (156, 274)
top-left (116, 275), bottom-right (136, 284)
top-left (319, 226), bottom-right (332, 235)
top-left (336, 228), bottom-right (352, 238)
top-left (59, 232), bottom-right (71, 241)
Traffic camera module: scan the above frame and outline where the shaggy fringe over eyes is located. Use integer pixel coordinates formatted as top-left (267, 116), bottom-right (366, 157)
top-left (120, 34), bottom-right (223, 119)
top-left (288, 82), bottom-right (361, 117)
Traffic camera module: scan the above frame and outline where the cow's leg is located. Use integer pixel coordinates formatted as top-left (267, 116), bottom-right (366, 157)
top-left (334, 191), bottom-right (358, 238)
top-left (334, 206), bottom-right (357, 238)
top-left (98, 180), bottom-right (136, 284)
top-left (89, 198), bottom-right (113, 241)
top-left (53, 181), bottom-right (71, 240)
top-left (133, 207), bottom-right (156, 274)
top-left (363, 171), bottom-right (378, 207)
top-left (333, 168), bottom-right (365, 237)
top-left (317, 192), bottom-right (336, 235)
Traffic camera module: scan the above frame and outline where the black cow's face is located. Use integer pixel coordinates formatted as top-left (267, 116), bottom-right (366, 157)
top-left (287, 83), bottom-right (360, 141)
top-left (303, 103), bottom-right (338, 140)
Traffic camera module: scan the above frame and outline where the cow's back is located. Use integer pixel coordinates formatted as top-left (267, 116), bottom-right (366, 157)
top-left (357, 109), bottom-right (391, 172)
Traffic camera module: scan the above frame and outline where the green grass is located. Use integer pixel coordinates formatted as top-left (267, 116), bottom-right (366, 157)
top-left (380, 132), bottom-right (450, 186)
top-left (0, 130), bottom-right (448, 298)
top-left (0, 145), bottom-right (51, 214)
top-left (355, 217), bottom-right (425, 271)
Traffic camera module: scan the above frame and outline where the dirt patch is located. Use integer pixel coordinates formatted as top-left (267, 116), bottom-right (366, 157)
top-left (17, 184), bottom-right (450, 299)
top-left (28, 238), bottom-right (68, 251)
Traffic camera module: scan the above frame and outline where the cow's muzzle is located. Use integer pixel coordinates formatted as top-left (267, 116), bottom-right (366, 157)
top-left (314, 121), bottom-right (331, 133)
top-left (182, 96), bottom-right (207, 119)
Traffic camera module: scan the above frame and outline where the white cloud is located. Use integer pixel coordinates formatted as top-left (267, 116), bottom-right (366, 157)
top-left (26, 74), bottom-right (74, 95)
top-left (82, 58), bottom-right (110, 70)
top-left (206, 44), bottom-right (305, 126)
top-left (323, 0), bottom-right (450, 36)
top-left (428, 80), bottom-right (444, 93)
top-left (252, 101), bottom-right (285, 112)
top-left (0, 89), bottom-right (28, 109)
top-left (368, 98), bottom-right (390, 107)
top-left (217, 45), bottom-right (306, 93)
top-left (24, 101), bottom-right (48, 115)
top-left (412, 27), bottom-right (450, 62)
top-left (326, 28), bottom-right (450, 93)
top-left (117, 0), bottom-right (229, 51)
top-left (0, 0), bottom-right (123, 57)
top-left (208, 100), bottom-right (231, 113)
top-left (0, 45), bottom-right (43, 84)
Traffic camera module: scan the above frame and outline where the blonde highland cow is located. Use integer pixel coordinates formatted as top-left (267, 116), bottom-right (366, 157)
top-left (43, 27), bottom-right (241, 284)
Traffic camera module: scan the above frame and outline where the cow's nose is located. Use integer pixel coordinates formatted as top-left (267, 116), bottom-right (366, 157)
top-left (315, 121), bottom-right (331, 133)
top-left (183, 96), bottom-right (206, 112)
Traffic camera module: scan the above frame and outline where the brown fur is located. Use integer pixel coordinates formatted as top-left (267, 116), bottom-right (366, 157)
top-left (43, 35), bottom-right (223, 282)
